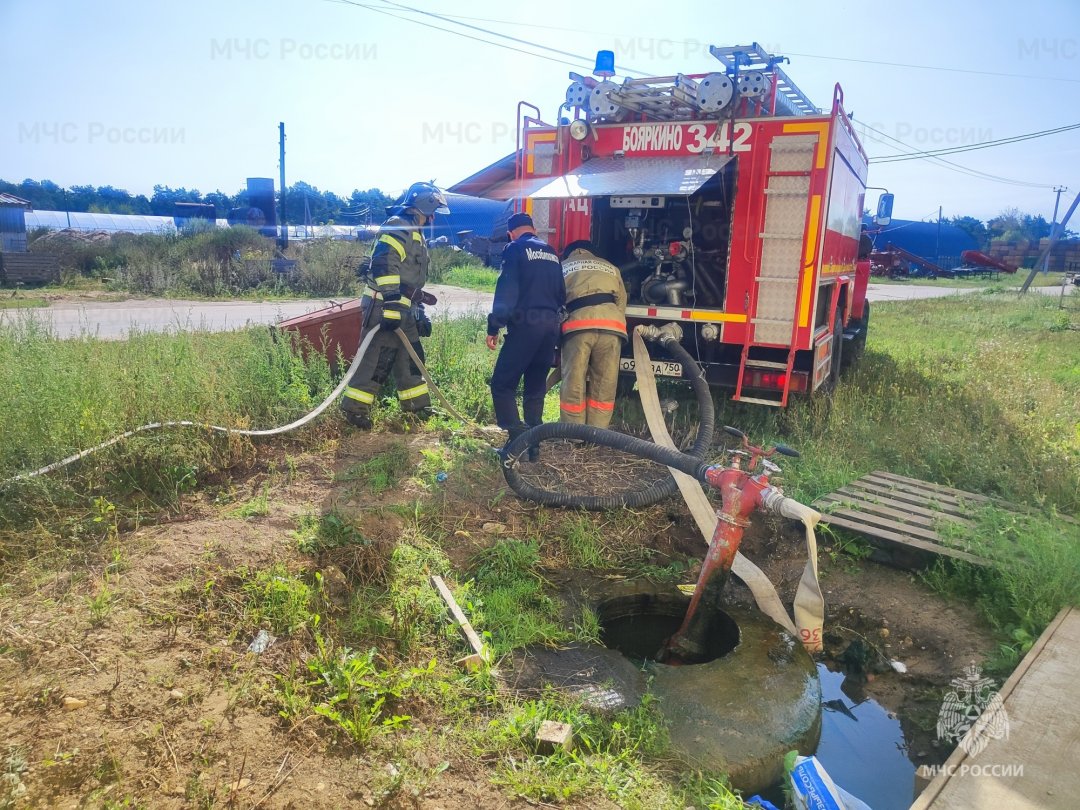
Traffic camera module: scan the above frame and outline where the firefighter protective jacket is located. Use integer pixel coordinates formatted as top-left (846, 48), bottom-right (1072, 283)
top-left (487, 233), bottom-right (565, 335)
top-left (561, 249), bottom-right (627, 338)
top-left (365, 210), bottom-right (429, 323)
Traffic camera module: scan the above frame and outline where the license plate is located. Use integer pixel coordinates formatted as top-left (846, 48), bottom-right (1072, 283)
top-left (619, 358), bottom-right (683, 377)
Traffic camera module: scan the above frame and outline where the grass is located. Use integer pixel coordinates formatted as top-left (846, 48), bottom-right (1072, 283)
top-left (440, 263), bottom-right (499, 292)
top-left (228, 484), bottom-right (270, 518)
top-left (481, 691), bottom-right (741, 808)
top-left (0, 315), bottom-right (335, 569)
top-left (281, 634), bottom-right (434, 746)
top-left (241, 564), bottom-right (316, 635)
top-left (777, 292), bottom-right (1079, 512)
top-left (467, 539), bottom-right (571, 656)
top-left (870, 270), bottom-right (1071, 288)
top-left (427, 248), bottom-right (496, 292)
top-left (0, 295), bottom-right (49, 309)
top-left (293, 511), bottom-right (367, 554)
top-left (15, 229), bottom-right (498, 299)
top-left (927, 506), bottom-right (1080, 670)
top-left (335, 441), bottom-right (412, 495)
top-left (768, 291), bottom-right (1080, 663)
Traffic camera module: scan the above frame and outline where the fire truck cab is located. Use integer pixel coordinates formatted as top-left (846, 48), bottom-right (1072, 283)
top-left (458, 43), bottom-right (875, 406)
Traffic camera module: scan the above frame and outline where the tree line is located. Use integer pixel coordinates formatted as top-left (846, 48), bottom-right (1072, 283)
top-left (5, 178), bottom-right (1070, 249)
top-left (950, 209), bottom-right (1073, 248)
top-left (0, 178), bottom-right (395, 226)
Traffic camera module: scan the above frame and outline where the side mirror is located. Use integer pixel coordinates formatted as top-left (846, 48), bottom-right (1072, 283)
top-left (874, 193), bottom-right (894, 227)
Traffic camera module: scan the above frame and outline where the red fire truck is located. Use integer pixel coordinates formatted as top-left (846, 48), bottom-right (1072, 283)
top-left (456, 43), bottom-right (889, 406)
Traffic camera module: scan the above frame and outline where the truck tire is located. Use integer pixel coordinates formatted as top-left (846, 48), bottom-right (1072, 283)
top-left (841, 301), bottom-right (869, 371)
top-left (822, 312), bottom-right (844, 393)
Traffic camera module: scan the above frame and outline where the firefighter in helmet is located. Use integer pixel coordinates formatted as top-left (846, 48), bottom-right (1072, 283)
top-left (341, 181), bottom-right (450, 429)
top-left (558, 240), bottom-right (627, 428)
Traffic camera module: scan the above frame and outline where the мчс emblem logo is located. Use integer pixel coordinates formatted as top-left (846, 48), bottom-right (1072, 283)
top-left (936, 662), bottom-right (1009, 757)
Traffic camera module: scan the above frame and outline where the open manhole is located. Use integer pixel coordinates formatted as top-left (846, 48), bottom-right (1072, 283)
top-left (597, 590), bottom-right (740, 664)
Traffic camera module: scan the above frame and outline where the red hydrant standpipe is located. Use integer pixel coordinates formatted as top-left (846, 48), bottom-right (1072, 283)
top-left (660, 429), bottom-right (798, 664)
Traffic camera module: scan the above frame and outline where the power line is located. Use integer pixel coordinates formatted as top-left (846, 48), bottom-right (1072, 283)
top-left (860, 127), bottom-right (1051, 189)
top-left (783, 51), bottom-right (1080, 86)
top-left (859, 122), bottom-right (1053, 188)
top-left (326, 1), bottom-right (1057, 191)
top-left (380, 10), bottom-right (1080, 85)
top-left (324, 0), bottom-right (596, 72)
top-left (871, 122), bottom-right (1080, 163)
top-left (370, 0), bottom-right (649, 77)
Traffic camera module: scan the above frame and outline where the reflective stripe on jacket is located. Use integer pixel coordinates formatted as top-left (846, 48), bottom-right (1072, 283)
top-left (561, 250), bottom-right (627, 338)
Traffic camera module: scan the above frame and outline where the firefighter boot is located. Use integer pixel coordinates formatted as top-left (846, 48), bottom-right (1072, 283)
top-left (522, 409), bottom-right (543, 463)
top-left (497, 424), bottom-right (530, 464)
top-left (343, 409), bottom-right (373, 430)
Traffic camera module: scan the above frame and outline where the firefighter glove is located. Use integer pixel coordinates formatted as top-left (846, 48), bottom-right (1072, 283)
top-left (416, 305), bottom-right (433, 338)
top-left (380, 304), bottom-right (404, 332)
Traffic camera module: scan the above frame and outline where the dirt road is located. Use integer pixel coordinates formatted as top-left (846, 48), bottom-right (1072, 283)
top-left (0, 282), bottom-right (1066, 338)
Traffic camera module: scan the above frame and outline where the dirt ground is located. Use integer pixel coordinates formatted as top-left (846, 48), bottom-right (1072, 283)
top-left (0, 428), bottom-right (997, 808)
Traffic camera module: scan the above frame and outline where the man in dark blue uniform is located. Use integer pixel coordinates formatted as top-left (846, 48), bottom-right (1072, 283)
top-left (486, 212), bottom-right (565, 453)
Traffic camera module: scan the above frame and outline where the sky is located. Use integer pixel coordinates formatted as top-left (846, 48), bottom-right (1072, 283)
top-left (2, 0), bottom-right (1078, 223)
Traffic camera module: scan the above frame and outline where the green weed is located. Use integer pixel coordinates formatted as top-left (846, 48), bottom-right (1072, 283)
top-left (468, 540), bottom-right (570, 655)
top-left (241, 564), bottom-right (316, 635)
top-left (295, 632), bottom-right (434, 746)
top-left (559, 515), bottom-right (614, 569)
top-left (426, 248), bottom-right (493, 290)
top-left (573, 606), bottom-right (602, 645)
top-left (442, 264), bottom-right (499, 292)
top-left (0, 316), bottom-right (334, 570)
top-left (923, 505), bottom-right (1080, 669)
top-left (294, 511), bottom-right (367, 554)
top-left (228, 484), bottom-right (270, 518)
top-left (336, 442), bottom-right (412, 495)
top-left (87, 580), bottom-right (115, 625)
top-left (484, 691), bottom-right (741, 808)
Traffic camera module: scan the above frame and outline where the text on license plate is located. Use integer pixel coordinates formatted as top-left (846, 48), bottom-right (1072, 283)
top-left (619, 359), bottom-right (683, 377)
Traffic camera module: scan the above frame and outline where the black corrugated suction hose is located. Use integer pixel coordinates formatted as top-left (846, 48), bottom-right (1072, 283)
top-left (501, 337), bottom-right (715, 510)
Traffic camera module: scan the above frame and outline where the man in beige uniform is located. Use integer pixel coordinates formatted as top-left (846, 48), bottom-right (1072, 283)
top-left (559, 241), bottom-right (627, 428)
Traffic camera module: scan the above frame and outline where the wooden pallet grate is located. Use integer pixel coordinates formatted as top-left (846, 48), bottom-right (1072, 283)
top-left (811, 470), bottom-right (1076, 569)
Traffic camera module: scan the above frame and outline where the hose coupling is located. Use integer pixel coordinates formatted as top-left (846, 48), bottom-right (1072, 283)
top-left (760, 488), bottom-right (789, 516)
top-left (635, 322), bottom-right (683, 344)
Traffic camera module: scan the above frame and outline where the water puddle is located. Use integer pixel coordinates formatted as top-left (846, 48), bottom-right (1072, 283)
top-left (813, 663), bottom-right (916, 810)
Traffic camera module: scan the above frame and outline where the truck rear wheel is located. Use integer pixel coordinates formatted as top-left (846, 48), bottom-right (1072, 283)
top-left (821, 312), bottom-right (844, 393)
top-left (841, 301), bottom-right (869, 371)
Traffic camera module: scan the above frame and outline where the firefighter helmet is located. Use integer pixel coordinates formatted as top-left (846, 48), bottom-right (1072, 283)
top-left (400, 182), bottom-right (450, 216)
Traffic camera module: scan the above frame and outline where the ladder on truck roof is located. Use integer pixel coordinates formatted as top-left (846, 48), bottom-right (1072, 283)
top-left (709, 44), bottom-right (820, 117)
top-left (565, 43), bottom-right (819, 123)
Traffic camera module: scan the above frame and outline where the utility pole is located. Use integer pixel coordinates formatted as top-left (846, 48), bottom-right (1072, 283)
top-left (1021, 190), bottom-right (1079, 293)
top-left (278, 122), bottom-right (287, 251)
top-left (1041, 185), bottom-right (1067, 273)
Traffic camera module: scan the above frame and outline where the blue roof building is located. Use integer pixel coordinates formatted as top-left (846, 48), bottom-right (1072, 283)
top-left (863, 216), bottom-right (977, 267)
